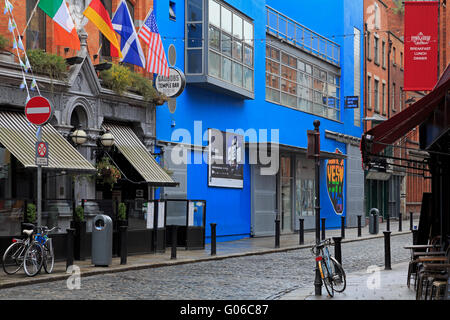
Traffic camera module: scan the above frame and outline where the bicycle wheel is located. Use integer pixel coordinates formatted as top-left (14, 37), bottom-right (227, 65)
top-left (43, 240), bottom-right (54, 274)
top-left (2, 242), bottom-right (25, 275)
top-left (330, 257), bottom-right (346, 293)
top-left (318, 260), bottom-right (334, 297)
top-left (23, 242), bottom-right (43, 277)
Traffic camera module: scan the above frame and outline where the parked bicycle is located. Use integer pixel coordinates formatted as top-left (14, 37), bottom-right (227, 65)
top-left (2, 224), bottom-right (58, 277)
top-left (311, 238), bottom-right (346, 297)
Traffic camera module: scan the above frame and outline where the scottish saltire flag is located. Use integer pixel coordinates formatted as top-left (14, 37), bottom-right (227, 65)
top-left (138, 8), bottom-right (169, 77)
top-left (112, 0), bottom-right (145, 68)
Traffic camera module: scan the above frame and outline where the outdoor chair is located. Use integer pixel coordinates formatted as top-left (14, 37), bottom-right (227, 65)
top-left (430, 265), bottom-right (449, 300)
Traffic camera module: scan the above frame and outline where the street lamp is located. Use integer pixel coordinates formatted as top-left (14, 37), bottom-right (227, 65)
top-left (71, 126), bottom-right (87, 145)
top-left (100, 129), bottom-right (114, 147)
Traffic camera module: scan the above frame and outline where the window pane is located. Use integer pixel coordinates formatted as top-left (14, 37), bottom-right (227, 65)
top-left (281, 65), bottom-right (297, 81)
top-left (281, 79), bottom-right (296, 95)
top-left (281, 52), bottom-right (290, 65)
top-left (313, 67), bottom-right (320, 78)
top-left (327, 84), bottom-right (338, 98)
top-left (244, 67), bottom-right (253, 91)
top-left (305, 63), bottom-right (312, 74)
top-left (232, 40), bottom-right (242, 61)
top-left (297, 73), bottom-right (311, 87)
top-left (208, 50), bottom-right (220, 78)
top-left (266, 73), bottom-right (279, 89)
top-left (187, 23), bottom-right (203, 47)
top-left (222, 33), bottom-right (231, 56)
top-left (244, 45), bottom-right (253, 66)
top-left (209, 0), bottom-right (220, 27)
top-left (320, 70), bottom-right (326, 81)
top-left (266, 87), bottom-right (280, 103)
top-left (266, 59), bottom-right (279, 75)
top-left (187, 49), bottom-right (202, 73)
top-left (232, 13), bottom-right (243, 39)
top-left (232, 62), bottom-right (243, 86)
top-left (208, 26), bottom-right (220, 51)
top-left (244, 20), bottom-right (253, 45)
top-left (298, 60), bottom-right (305, 72)
top-left (298, 85), bottom-right (311, 100)
top-left (281, 93), bottom-right (297, 108)
top-left (222, 57), bottom-right (232, 82)
top-left (298, 98), bottom-right (312, 113)
top-left (221, 7), bottom-right (232, 33)
top-left (313, 79), bottom-right (326, 93)
top-left (187, 0), bottom-right (202, 21)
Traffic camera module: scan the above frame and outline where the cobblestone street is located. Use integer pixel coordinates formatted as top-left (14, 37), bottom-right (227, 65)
top-left (0, 234), bottom-right (412, 300)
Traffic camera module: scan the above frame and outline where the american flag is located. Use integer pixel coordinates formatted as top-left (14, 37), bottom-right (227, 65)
top-left (138, 10), bottom-right (169, 77)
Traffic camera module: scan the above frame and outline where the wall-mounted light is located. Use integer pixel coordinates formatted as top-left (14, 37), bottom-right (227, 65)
top-left (100, 129), bottom-right (114, 147)
top-left (71, 126), bottom-right (87, 145)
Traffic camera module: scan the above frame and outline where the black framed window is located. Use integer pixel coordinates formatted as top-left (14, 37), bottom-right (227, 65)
top-left (26, 0), bottom-right (46, 50)
top-left (100, 0), bottom-right (112, 59)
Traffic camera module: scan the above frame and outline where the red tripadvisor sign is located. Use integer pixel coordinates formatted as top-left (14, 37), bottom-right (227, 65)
top-left (25, 96), bottom-right (53, 126)
top-left (404, 1), bottom-right (439, 91)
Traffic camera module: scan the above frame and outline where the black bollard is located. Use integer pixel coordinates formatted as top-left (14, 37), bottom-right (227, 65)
top-left (410, 212), bottom-right (413, 231)
top-left (275, 219), bottom-right (280, 248)
top-left (398, 213), bottom-right (402, 232)
top-left (119, 225), bottom-right (128, 265)
top-left (299, 219), bottom-right (304, 245)
top-left (333, 237), bottom-right (342, 265)
top-left (66, 228), bottom-right (75, 271)
top-left (384, 231), bottom-right (392, 270)
top-left (412, 229), bottom-right (419, 245)
top-left (171, 225), bottom-right (177, 260)
top-left (321, 218), bottom-right (326, 240)
top-left (386, 214), bottom-right (390, 231)
top-left (210, 223), bottom-right (217, 256)
top-left (341, 216), bottom-right (345, 239)
top-left (357, 215), bottom-right (362, 237)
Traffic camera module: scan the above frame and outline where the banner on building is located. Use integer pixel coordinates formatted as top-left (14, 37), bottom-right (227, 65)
top-left (208, 129), bottom-right (244, 188)
top-left (404, 1), bottom-right (439, 91)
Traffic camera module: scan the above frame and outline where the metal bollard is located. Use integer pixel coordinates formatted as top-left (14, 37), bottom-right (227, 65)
top-left (357, 215), bottom-right (362, 237)
top-left (66, 228), bottom-right (75, 271)
top-left (386, 214), bottom-right (390, 231)
top-left (341, 216), bottom-right (345, 239)
top-left (384, 231), bottom-right (392, 270)
top-left (119, 225), bottom-right (128, 265)
top-left (410, 212), bottom-right (413, 231)
top-left (210, 223), bottom-right (217, 256)
top-left (299, 219), bottom-right (304, 245)
top-left (333, 237), bottom-right (342, 265)
top-left (398, 213), bottom-right (402, 232)
top-left (412, 229), bottom-right (419, 245)
top-left (321, 218), bottom-right (326, 240)
top-left (171, 225), bottom-right (177, 260)
top-left (275, 219), bottom-right (280, 248)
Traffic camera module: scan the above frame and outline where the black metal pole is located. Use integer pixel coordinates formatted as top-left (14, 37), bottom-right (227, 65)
top-left (386, 214), bottom-right (390, 231)
top-left (313, 120), bottom-right (322, 296)
top-left (384, 231), bottom-right (392, 270)
top-left (398, 213), bottom-right (402, 232)
top-left (171, 225), bottom-right (177, 260)
top-left (66, 228), bottom-right (75, 271)
top-left (210, 223), bottom-right (216, 256)
top-left (321, 218), bottom-right (326, 240)
top-left (341, 216), bottom-right (345, 239)
top-left (410, 212), bottom-right (413, 231)
top-left (275, 218), bottom-right (280, 248)
top-left (299, 218), bottom-right (304, 245)
top-left (119, 225), bottom-right (128, 265)
top-left (357, 215), bottom-right (362, 237)
top-left (332, 237), bottom-right (342, 265)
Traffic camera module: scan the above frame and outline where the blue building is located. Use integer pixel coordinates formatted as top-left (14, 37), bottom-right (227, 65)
top-left (154, 0), bottom-right (365, 242)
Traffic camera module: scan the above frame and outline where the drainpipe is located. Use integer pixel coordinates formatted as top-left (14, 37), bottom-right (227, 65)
top-left (388, 35), bottom-right (392, 120)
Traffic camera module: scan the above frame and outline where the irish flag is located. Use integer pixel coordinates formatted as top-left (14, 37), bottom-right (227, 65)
top-left (38, 0), bottom-right (80, 51)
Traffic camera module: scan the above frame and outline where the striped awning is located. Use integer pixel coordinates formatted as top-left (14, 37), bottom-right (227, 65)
top-left (103, 123), bottom-right (177, 186)
top-left (0, 111), bottom-right (95, 171)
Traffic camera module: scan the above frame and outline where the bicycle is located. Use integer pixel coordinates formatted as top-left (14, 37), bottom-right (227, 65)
top-left (2, 223), bottom-right (39, 276)
top-left (311, 238), bottom-right (346, 297)
top-left (33, 226), bottom-right (59, 274)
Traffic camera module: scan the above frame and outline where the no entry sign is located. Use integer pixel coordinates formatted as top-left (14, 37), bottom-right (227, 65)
top-left (25, 96), bottom-right (53, 126)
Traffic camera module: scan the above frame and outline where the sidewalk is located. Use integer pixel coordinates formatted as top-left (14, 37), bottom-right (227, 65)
top-left (0, 218), bottom-right (415, 290)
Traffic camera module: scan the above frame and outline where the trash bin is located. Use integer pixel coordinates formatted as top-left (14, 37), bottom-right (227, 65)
top-left (91, 214), bottom-right (112, 267)
top-left (369, 208), bottom-right (379, 234)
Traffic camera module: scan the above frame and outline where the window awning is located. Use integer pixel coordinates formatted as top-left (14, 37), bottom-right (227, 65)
top-left (0, 111), bottom-right (95, 172)
top-left (103, 123), bottom-right (178, 187)
top-left (361, 65), bottom-right (450, 162)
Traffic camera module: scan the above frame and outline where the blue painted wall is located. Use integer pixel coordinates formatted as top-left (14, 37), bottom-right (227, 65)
top-left (154, 0), bottom-right (364, 238)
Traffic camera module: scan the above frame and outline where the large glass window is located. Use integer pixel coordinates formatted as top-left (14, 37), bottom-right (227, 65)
top-left (206, 0), bottom-right (254, 91)
top-left (265, 45), bottom-right (341, 121)
top-left (186, 0), bottom-right (204, 74)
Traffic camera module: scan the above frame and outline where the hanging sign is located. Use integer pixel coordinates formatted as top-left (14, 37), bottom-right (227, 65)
top-left (344, 96), bottom-right (359, 109)
top-left (155, 67), bottom-right (186, 98)
top-left (25, 96), bottom-right (53, 126)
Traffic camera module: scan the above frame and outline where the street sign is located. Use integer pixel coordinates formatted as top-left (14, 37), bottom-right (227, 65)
top-left (35, 141), bottom-right (49, 166)
top-left (25, 96), bottom-right (53, 126)
top-left (344, 96), bottom-right (359, 109)
top-left (155, 67), bottom-right (186, 98)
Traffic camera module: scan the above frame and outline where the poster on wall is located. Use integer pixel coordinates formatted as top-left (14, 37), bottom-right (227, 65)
top-left (208, 129), bottom-right (244, 188)
top-left (326, 149), bottom-right (344, 215)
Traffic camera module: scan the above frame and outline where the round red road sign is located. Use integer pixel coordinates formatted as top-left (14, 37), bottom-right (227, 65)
top-left (25, 96), bottom-right (53, 126)
top-left (37, 142), bottom-right (47, 157)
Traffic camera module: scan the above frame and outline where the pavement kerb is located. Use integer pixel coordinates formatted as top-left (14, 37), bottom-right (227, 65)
top-left (0, 229), bottom-right (413, 290)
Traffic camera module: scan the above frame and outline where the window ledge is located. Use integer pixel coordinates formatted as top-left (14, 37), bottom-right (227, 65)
top-left (186, 74), bottom-right (255, 100)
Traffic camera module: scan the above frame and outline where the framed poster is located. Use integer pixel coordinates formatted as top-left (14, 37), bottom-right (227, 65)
top-left (208, 129), bottom-right (244, 188)
top-left (145, 202), bottom-right (154, 229)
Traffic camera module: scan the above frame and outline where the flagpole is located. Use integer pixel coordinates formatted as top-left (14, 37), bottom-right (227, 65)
top-left (22, 0), bottom-right (41, 37)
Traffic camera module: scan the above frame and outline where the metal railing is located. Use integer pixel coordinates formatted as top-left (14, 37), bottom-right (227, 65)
top-left (266, 6), bottom-right (340, 66)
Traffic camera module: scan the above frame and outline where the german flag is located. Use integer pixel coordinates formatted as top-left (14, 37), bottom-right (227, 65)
top-left (83, 0), bottom-right (122, 58)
